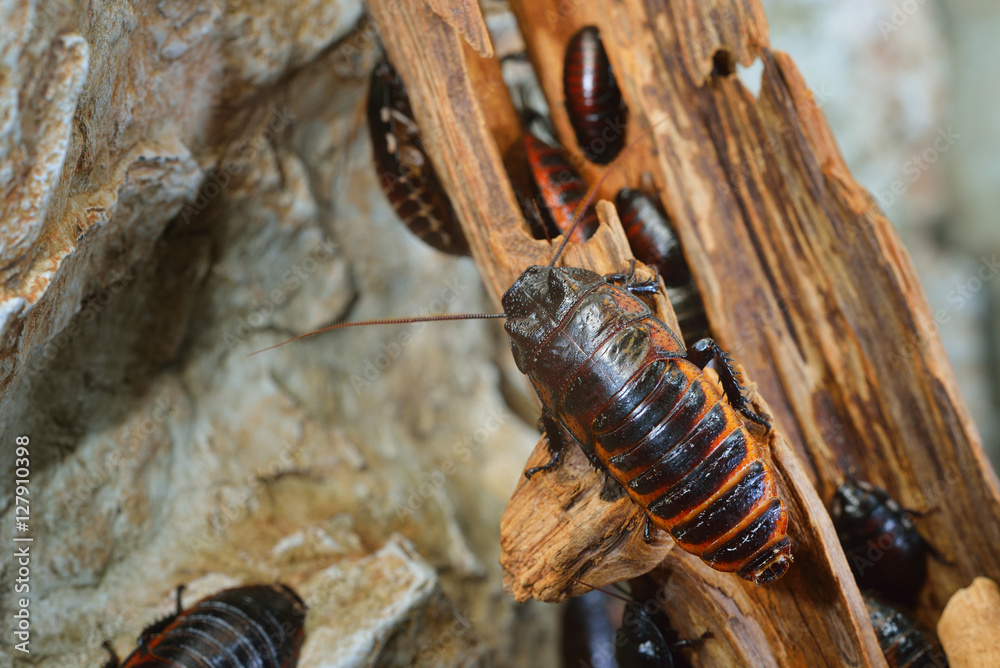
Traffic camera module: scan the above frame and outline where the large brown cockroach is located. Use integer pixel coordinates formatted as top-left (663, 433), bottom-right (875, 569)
top-left (367, 59), bottom-right (470, 256)
top-left (865, 595), bottom-right (948, 668)
top-left (523, 129), bottom-right (600, 243)
top-left (831, 478), bottom-right (941, 605)
top-left (563, 26), bottom-right (627, 164)
top-left (255, 118), bottom-right (792, 588)
top-left (103, 584), bottom-right (306, 668)
top-left (615, 188), bottom-right (710, 343)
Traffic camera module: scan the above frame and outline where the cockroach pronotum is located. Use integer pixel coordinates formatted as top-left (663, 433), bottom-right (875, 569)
top-left (523, 129), bottom-right (600, 243)
top-left (367, 59), bottom-right (470, 256)
top-left (831, 478), bottom-right (941, 605)
top-left (253, 120), bottom-right (792, 587)
top-left (103, 584), bottom-right (306, 668)
top-left (615, 188), bottom-right (710, 343)
top-left (563, 26), bottom-right (627, 164)
top-left (865, 595), bottom-right (948, 668)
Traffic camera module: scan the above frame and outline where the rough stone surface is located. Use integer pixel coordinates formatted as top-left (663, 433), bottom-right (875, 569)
top-left (0, 2), bottom-right (554, 666)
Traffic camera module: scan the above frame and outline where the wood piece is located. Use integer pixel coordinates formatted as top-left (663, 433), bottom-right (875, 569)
top-left (368, 1), bottom-right (885, 665)
top-left (510, 0), bottom-right (1000, 638)
top-left (427, 0), bottom-right (493, 58)
top-left (938, 577), bottom-right (1000, 668)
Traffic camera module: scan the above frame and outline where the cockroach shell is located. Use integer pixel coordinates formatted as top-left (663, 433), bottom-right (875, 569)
top-left (614, 189), bottom-right (691, 288)
top-left (523, 131), bottom-right (600, 243)
top-left (111, 584), bottom-right (306, 668)
top-left (503, 266), bottom-right (792, 585)
top-left (865, 595), bottom-right (947, 668)
top-left (831, 479), bottom-right (928, 605)
top-left (367, 60), bottom-right (470, 256)
top-left (563, 26), bottom-right (627, 164)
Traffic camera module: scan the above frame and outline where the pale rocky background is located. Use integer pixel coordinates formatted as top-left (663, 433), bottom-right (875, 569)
top-left (0, 1), bottom-right (996, 667)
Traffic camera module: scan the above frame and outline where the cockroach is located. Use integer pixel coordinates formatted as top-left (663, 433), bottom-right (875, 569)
top-left (253, 125), bottom-right (793, 586)
top-left (563, 26), bottom-right (627, 164)
top-left (614, 188), bottom-right (710, 342)
top-left (865, 595), bottom-right (948, 668)
top-left (831, 478), bottom-right (941, 605)
top-left (523, 129), bottom-right (600, 243)
top-left (367, 59), bottom-right (470, 256)
top-left (564, 579), bottom-right (708, 668)
top-left (103, 584), bottom-right (306, 668)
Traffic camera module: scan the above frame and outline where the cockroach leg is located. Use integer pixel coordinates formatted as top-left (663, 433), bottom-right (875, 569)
top-left (525, 411), bottom-right (567, 479)
top-left (685, 339), bottom-right (771, 429)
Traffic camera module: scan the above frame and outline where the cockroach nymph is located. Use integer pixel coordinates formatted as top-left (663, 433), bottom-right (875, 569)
top-left (523, 129), bottom-right (600, 243)
top-left (831, 478), bottom-right (939, 604)
top-left (367, 59), bottom-right (470, 256)
top-left (103, 584), bottom-right (306, 668)
top-left (615, 188), bottom-right (710, 343)
top-left (563, 26), bottom-right (627, 164)
top-left (865, 595), bottom-right (948, 668)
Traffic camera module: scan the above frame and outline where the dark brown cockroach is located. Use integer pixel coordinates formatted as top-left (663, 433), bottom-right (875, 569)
top-left (865, 595), bottom-right (948, 668)
top-left (367, 60), bottom-right (470, 256)
top-left (563, 26), bottom-right (627, 164)
top-left (564, 579), bottom-right (707, 668)
top-left (104, 584), bottom-right (306, 668)
top-left (523, 129), bottom-right (600, 243)
top-left (615, 188), bottom-right (710, 342)
top-left (831, 478), bottom-right (940, 605)
top-left (253, 124), bottom-right (793, 586)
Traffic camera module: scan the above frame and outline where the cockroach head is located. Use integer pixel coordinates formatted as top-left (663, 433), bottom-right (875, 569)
top-left (831, 478), bottom-right (888, 524)
top-left (501, 265), bottom-right (604, 372)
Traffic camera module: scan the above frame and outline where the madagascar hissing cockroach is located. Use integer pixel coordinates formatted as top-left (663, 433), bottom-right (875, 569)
top-left (865, 595), bottom-right (948, 668)
top-left (615, 188), bottom-right (710, 343)
top-left (367, 59), bottom-right (470, 256)
top-left (563, 26), bottom-right (627, 164)
top-left (103, 584), bottom-right (306, 668)
top-left (253, 124), bottom-right (793, 586)
top-left (523, 129), bottom-right (600, 243)
top-left (831, 478), bottom-right (941, 605)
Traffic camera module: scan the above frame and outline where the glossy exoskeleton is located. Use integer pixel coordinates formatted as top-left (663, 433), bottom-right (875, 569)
top-left (865, 595), bottom-right (948, 668)
top-left (503, 265), bottom-right (792, 584)
top-left (368, 60), bottom-right (470, 256)
top-left (523, 130), bottom-right (600, 243)
top-left (104, 584), bottom-right (306, 668)
top-left (562, 584), bottom-right (704, 668)
top-left (563, 26), bottom-right (627, 164)
top-left (831, 478), bottom-right (935, 604)
top-left (615, 188), bottom-right (709, 343)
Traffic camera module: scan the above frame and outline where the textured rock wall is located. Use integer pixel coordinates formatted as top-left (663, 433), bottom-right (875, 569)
top-left (0, 2), bottom-right (553, 665)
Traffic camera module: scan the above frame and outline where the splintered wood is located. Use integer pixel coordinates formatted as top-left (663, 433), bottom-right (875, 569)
top-left (367, 0), bottom-right (1000, 666)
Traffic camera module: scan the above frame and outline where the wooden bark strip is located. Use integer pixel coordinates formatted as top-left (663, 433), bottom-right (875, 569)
top-left (938, 577), bottom-right (1000, 668)
top-left (511, 0), bottom-right (1000, 636)
top-left (370, 1), bottom-right (884, 665)
top-left (426, 0), bottom-right (493, 58)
